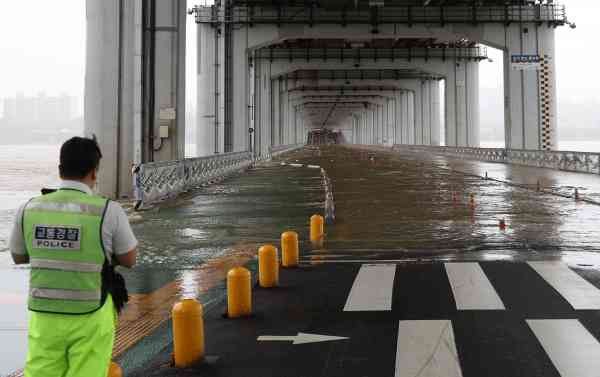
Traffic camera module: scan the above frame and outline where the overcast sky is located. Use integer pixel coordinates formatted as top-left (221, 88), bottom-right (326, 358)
top-left (0, 1), bottom-right (597, 112)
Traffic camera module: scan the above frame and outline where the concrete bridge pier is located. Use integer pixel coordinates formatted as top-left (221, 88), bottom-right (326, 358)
top-left (196, 22), bottom-right (219, 157)
top-left (464, 23), bottom-right (558, 150)
top-left (443, 60), bottom-right (480, 148)
top-left (85, 0), bottom-right (186, 198)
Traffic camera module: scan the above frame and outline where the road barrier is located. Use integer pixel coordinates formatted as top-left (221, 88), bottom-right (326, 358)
top-left (172, 299), bottom-right (205, 367)
top-left (393, 145), bottom-right (600, 175)
top-left (258, 245), bottom-right (279, 288)
top-left (281, 231), bottom-right (299, 267)
top-left (227, 267), bottom-right (252, 318)
top-left (107, 362), bottom-right (123, 377)
top-left (310, 214), bottom-right (325, 242)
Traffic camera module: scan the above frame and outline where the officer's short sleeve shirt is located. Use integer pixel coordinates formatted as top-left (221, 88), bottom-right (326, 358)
top-left (9, 180), bottom-right (138, 260)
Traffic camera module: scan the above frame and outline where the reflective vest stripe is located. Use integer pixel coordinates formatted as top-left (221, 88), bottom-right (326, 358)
top-left (30, 288), bottom-right (101, 301)
top-left (26, 201), bottom-right (105, 216)
top-left (30, 259), bottom-right (103, 273)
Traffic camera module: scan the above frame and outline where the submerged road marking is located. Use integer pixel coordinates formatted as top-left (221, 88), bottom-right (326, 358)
top-left (343, 264), bottom-right (396, 311)
top-left (395, 320), bottom-right (463, 377)
top-left (528, 262), bottom-right (600, 310)
top-left (528, 319), bottom-right (600, 377)
top-left (445, 263), bottom-right (505, 310)
top-left (257, 333), bottom-right (349, 345)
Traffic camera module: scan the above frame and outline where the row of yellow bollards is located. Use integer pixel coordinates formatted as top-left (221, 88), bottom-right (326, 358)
top-left (166, 215), bottom-right (325, 369)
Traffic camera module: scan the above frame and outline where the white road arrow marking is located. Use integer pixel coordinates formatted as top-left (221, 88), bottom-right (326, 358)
top-left (257, 332), bottom-right (349, 345)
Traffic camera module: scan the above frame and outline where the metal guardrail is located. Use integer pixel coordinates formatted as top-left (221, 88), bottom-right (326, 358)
top-left (135, 151), bottom-right (254, 205)
top-left (393, 145), bottom-right (600, 175)
top-left (191, 4), bottom-right (567, 26)
top-left (134, 144), bottom-right (306, 206)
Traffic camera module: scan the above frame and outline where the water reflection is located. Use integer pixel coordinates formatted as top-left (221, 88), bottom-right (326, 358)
top-left (121, 163), bottom-right (323, 294)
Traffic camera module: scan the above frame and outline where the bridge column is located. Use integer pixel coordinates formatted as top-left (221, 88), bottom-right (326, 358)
top-left (394, 92), bottom-right (402, 144)
top-left (376, 104), bottom-right (383, 144)
top-left (421, 80), bottom-right (432, 145)
top-left (271, 79), bottom-right (280, 147)
top-left (85, 0), bottom-right (185, 198)
top-left (363, 113), bottom-right (368, 144)
top-left (445, 60), bottom-right (480, 147)
top-left (419, 79), bottom-right (441, 146)
top-left (390, 95), bottom-right (396, 145)
top-left (398, 92), bottom-right (406, 145)
top-left (430, 81), bottom-right (441, 146)
top-left (372, 109), bottom-right (377, 145)
top-left (414, 82), bottom-right (424, 145)
top-left (408, 91), bottom-right (415, 145)
top-left (383, 101), bottom-right (389, 145)
top-left (144, 0), bottom-right (187, 161)
top-left (197, 22), bottom-right (217, 156)
top-left (389, 98), bottom-right (395, 145)
top-left (258, 61), bottom-right (272, 156)
top-left (502, 26), bottom-right (556, 150)
top-left (231, 26), bottom-right (250, 152)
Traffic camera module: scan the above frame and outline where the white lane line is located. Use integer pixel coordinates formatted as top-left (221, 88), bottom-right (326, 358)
top-left (395, 320), bottom-right (463, 377)
top-left (445, 262), bottom-right (505, 310)
top-left (528, 319), bottom-right (600, 377)
top-left (343, 264), bottom-right (396, 311)
top-left (528, 262), bottom-right (600, 310)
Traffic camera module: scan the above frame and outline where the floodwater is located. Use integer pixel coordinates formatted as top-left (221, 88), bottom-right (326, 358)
top-left (121, 164), bottom-right (324, 295)
top-left (4, 143), bottom-right (600, 374)
top-left (286, 145), bottom-right (600, 265)
top-left (0, 145), bottom-right (323, 374)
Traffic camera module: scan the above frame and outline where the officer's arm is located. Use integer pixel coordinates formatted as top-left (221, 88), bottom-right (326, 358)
top-left (106, 201), bottom-right (139, 268)
top-left (116, 248), bottom-right (137, 268)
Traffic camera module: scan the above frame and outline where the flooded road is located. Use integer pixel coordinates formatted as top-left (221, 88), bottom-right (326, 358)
top-left (6, 144), bottom-right (600, 374)
top-left (122, 163), bottom-right (323, 294)
top-left (286, 146), bottom-right (600, 265)
top-left (1, 161), bottom-right (323, 375)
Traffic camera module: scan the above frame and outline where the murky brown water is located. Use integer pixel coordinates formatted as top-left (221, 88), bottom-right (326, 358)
top-left (284, 145), bottom-right (600, 263)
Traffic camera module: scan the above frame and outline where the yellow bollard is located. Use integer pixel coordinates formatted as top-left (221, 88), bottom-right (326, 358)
top-left (258, 245), bottom-right (279, 288)
top-left (172, 299), bottom-right (205, 368)
top-left (281, 231), bottom-right (299, 267)
top-left (310, 214), bottom-right (324, 242)
top-left (227, 267), bottom-right (252, 318)
top-left (107, 362), bottom-right (123, 377)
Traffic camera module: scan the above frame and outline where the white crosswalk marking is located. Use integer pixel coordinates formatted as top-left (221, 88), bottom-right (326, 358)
top-left (395, 320), bottom-right (463, 377)
top-left (528, 319), bottom-right (600, 377)
top-left (528, 262), bottom-right (600, 310)
top-left (343, 264), bottom-right (396, 311)
top-left (445, 263), bottom-right (505, 310)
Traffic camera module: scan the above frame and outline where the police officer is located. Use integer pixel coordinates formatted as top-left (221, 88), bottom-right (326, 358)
top-left (9, 137), bottom-right (138, 377)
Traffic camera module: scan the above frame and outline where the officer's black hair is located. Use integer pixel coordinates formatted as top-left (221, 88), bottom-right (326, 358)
top-left (59, 137), bottom-right (103, 179)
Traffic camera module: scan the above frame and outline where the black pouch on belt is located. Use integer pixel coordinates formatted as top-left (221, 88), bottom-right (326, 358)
top-left (102, 263), bottom-right (129, 314)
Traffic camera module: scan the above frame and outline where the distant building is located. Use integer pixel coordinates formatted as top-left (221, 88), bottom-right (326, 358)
top-left (2, 92), bottom-right (76, 124)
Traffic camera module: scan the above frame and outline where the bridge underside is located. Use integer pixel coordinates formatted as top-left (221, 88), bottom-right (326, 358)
top-left (84, 0), bottom-right (567, 198)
